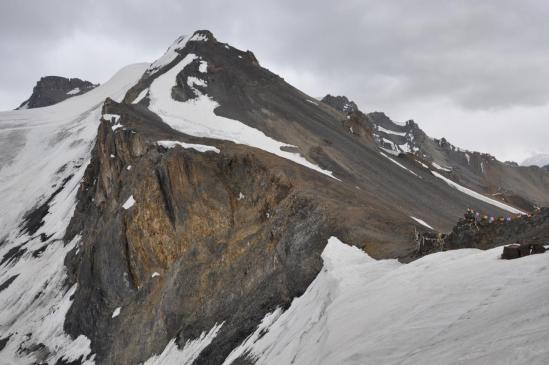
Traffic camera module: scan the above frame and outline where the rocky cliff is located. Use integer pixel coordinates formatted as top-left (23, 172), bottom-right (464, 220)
top-left (17, 76), bottom-right (97, 109)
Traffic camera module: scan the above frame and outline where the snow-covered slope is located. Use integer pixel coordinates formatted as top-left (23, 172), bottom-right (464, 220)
top-left (0, 63), bottom-right (148, 364)
top-left (225, 237), bottom-right (549, 365)
top-left (146, 38), bottom-right (337, 179)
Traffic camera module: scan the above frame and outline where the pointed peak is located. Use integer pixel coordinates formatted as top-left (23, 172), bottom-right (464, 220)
top-left (16, 75), bottom-right (96, 109)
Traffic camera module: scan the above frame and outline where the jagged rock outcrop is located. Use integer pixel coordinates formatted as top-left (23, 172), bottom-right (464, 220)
top-left (17, 76), bottom-right (96, 109)
top-left (321, 94), bottom-right (358, 114)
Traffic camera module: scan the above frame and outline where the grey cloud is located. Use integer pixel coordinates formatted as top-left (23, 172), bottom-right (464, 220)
top-left (1, 0), bottom-right (548, 161)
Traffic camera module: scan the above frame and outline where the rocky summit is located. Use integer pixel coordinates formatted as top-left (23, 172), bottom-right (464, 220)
top-left (17, 76), bottom-right (97, 109)
top-left (0, 30), bottom-right (548, 365)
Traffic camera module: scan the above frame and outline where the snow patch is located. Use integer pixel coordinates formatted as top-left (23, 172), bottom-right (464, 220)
top-left (122, 195), bottom-right (135, 209)
top-left (431, 161), bottom-right (452, 172)
top-left (152, 272), bottom-right (160, 278)
top-left (132, 88), bottom-right (149, 104)
top-left (410, 216), bottom-right (434, 229)
top-left (189, 33), bottom-right (209, 42)
top-left (112, 307), bottom-right (121, 318)
top-left (157, 140), bottom-right (220, 154)
top-left (377, 125), bottom-right (407, 136)
top-left (199, 60), bottom-right (208, 73)
top-left (103, 113), bottom-right (120, 123)
top-left (380, 152), bottom-right (419, 178)
top-left (432, 171), bottom-right (525, 214)
top-left (66, 87), bottom-right (80, 95)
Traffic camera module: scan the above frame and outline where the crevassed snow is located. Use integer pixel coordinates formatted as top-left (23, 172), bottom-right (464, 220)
top-left (66, 87), bottom-right (81, 95)
top-left (123, 195), bottom-right (135, 209)
top-left (224, 237), bottom-right (549, 365)
top-left (143, 323), bottom-right (223, 365)
top-left (132, 88), bottom-right (149, 104)
top-left (410, 216), bottom-right (434, 229)
top-left (157, 140), bottom-right (220, 153)
top-left (0, 63), bottom-right (148, 363)
top-left (432, 171), bottom-right (525, 214)
top-left (147, 54), bottom-right (338, 180)
top-left (112, 307), bottom-right (121, 318)
top-left (377, 125), bottom-right (407, 136)
top-left (380, 152), bottom-right (419, 178)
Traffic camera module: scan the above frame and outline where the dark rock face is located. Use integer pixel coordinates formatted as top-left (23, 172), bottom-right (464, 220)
top-left (321, 94), bottom-right (358, 114)
top-left (17, 76), bottom-right (96, 109)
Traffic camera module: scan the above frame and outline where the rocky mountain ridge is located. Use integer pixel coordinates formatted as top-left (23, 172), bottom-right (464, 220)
top-left (17, 76), bottom-right (97, 109)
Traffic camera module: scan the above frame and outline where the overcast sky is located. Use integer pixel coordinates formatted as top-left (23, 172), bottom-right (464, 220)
top-left (1, 0), bottom-right (548, 163)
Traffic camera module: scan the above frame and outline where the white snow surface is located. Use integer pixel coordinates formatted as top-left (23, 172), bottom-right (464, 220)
top-left (146, 35), bottom-right (190, 74)
top-left (132, 88), bottom-right (149, 104)
top-left (431, 161), bottom-right (452, 172)
top-left (0, 62), bottom-right (148, 364)
top-left (147, 53), bottom-right (338, 180)
top-left (432, 171), bottom-right (526, 214)
top-left (122, 195), bottom-right (136, 209)
top-left (66, 87), bottom-right (81, 95)
top-left (198, 60), bottom-right (208, 73)
top-left (224, 237), bottom-right (549, 365)
top-left (410, 216), bottom-right (434, 229)
top-left (112, 307), bottom-right (121, 318)
top-left (157, 140), bottom-right (220, 154)
top-left (143, 323), bottom-right (223, 365)
top-left (380, 152), bottom-right (419, 177)
top-left (377, 125), bottom-right (407, 136)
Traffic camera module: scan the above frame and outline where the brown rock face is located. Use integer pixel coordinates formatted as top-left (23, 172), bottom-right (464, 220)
top-left (63, 100), bottom-right (336, 364)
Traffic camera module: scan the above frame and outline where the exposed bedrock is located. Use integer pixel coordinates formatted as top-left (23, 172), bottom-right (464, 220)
top-left (63, 102), bottom-right (339, 364)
